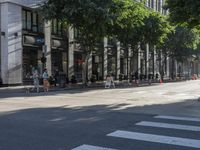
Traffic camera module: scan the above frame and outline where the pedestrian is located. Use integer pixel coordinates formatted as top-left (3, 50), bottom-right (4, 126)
top-left (105, 75), bottom-right (111, 88)
top-left (148, 73), bottom-right (152, 85)
top-left (32, 68), bottom-right (40, 93)
top-left (54, 69), bottom-right (59, 87)
top-left (134, 70), bottom-right (139, 86)
top-left (43, 69), bottom-right (49, 92)
top-left (156, 72), bottom-right (160, 82)
top-left (110, 74), bottom-right (115, 88)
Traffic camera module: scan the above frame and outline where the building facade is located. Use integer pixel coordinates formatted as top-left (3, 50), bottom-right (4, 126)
top-left (0, 0), bottom-right (199, 85)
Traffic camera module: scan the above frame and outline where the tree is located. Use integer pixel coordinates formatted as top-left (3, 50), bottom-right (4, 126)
top-left (141, 11), bottom-right (171, 47)
top-left (109, 0), bottom-right (148, 81)
top-left (160, 25), bottom-right (199, 78)
top-left (165, 0), bottom-right (200, 27)
top-left (110, 0), bottom-right (147, 46)
top-left (42, 0), bottom-right (116, 85)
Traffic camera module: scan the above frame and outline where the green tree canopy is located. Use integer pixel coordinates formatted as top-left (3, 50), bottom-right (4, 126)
top-left (165, 0), bottom-right (200, 27)
top-left (42, 0), bottom-right (115, 54)
top-left (161, 26), bottom-right (199, 61)
top-left (141, 11), bottom-right (172, 47)
top-left (109, 0), bottom-right (148, 47)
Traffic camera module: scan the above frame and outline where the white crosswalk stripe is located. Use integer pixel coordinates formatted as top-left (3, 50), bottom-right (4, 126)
top-left (72, 144), bottom-right (118, 150)
top-left (136, 121), bottom-right (200, 131)
top-left (72, 115), bottom-right (200, 149)
top-left (107, 130), bottom-right (200, 149)
top-left (154, 115), bottom-right (200, 122)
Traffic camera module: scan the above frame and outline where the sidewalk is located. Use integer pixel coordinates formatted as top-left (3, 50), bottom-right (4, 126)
top-left (0, 79), bottom-right (191, 94)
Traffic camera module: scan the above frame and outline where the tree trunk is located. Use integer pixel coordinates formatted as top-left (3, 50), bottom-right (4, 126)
top-left (82, 53), bottom-right (91, 87)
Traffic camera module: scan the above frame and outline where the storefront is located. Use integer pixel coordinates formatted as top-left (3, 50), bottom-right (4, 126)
top-left (22, 35), bottom-right (44, 79)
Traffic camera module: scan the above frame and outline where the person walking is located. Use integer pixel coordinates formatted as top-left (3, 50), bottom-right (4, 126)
top-left (32, 68), bottom-right (40, 93)
top-left (43, 69), bottom-right (49, 92)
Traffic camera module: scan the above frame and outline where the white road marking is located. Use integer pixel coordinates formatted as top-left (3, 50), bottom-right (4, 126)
top-left (72, 144), bottom-right (118, 150)
top-left (107, 130), bottom-right (200, 149)
top-left (136, 121), bottom-right (200, 131)
top-left (155, 115), bottom-right (200, 122)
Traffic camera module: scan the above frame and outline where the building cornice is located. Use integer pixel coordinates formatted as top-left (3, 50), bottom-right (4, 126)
top-left (0, 0), bottom-right (45, 8)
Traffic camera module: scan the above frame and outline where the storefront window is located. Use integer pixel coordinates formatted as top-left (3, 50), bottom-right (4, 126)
top-left (23, 48), bottom-right (40, 78)
top-left (51, 49), bottom-right (63, 72)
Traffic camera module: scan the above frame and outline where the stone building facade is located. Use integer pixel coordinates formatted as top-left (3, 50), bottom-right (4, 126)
top-left (0, 0), bottom-right (199, 85)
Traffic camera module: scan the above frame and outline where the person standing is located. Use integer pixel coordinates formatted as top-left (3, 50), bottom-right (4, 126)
top-left (110, 74), bottom-right (115, 88)
top-left (43, 69), bottom-right (49, 92)
top-left (134, 70), bottom-right (139, 86)
top-left (105, 75), bottom-right (111, 88)
top-left (32, 68), bottom-right (40, 93)
top-left (54, 69), bottom-right (59, 87)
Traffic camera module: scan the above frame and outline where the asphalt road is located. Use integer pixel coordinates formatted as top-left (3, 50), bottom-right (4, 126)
top-left (0, 80), bottom-right (200, 150)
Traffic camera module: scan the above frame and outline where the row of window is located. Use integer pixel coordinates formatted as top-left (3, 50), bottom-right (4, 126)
top-left (22, 9), bottom-right (64, 36)
top-left (22, 10), bottom-right (43, 32)
top-left (145, 0), bottom-right (167, 14)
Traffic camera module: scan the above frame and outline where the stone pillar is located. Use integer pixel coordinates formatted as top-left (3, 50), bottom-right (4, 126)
top-left (160, 0), bottom-right (163, 14)
top-left (124, 57), bottom-right (128, 76)
top-left (87, 53), bottom-right (92, 80)
top-left (1, 3), bottom-right (22, 85)
top-left (138, 45), bottom-right (141, 74)
top-left (103, 37), bottom-right (108, 79)
top-left (62, 52), bottom-right (67, 73)
top-left (174, 59), bottom-right (178, 77)
top-left (116, 41), bottom-right (121, 79)
top-left (166, 56), bottom-right (170, 78)
top-left (153, 48), bottom-right (157, 76)
top-left (68, 27), bottom-right (74, 78)
top-left (44, 21), bottom-right (52, 75)
top-left (146, 44), bottom-right (149, 77)
top-left (128, 46), bottom-right (132, 80)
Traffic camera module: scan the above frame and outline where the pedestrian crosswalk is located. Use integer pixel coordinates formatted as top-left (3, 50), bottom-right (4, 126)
top-left (135, 121), bottom-right (200, 131)
top-left (72, 144), bottom-right (118, 150)
top-left (72, 115), bottom-right (200, 150)
top-left (154, 115), bottom-right (200, 122)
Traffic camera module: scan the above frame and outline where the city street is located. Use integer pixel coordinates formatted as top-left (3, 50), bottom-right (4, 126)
top-left (0, 80), bottom-right (200, 150)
